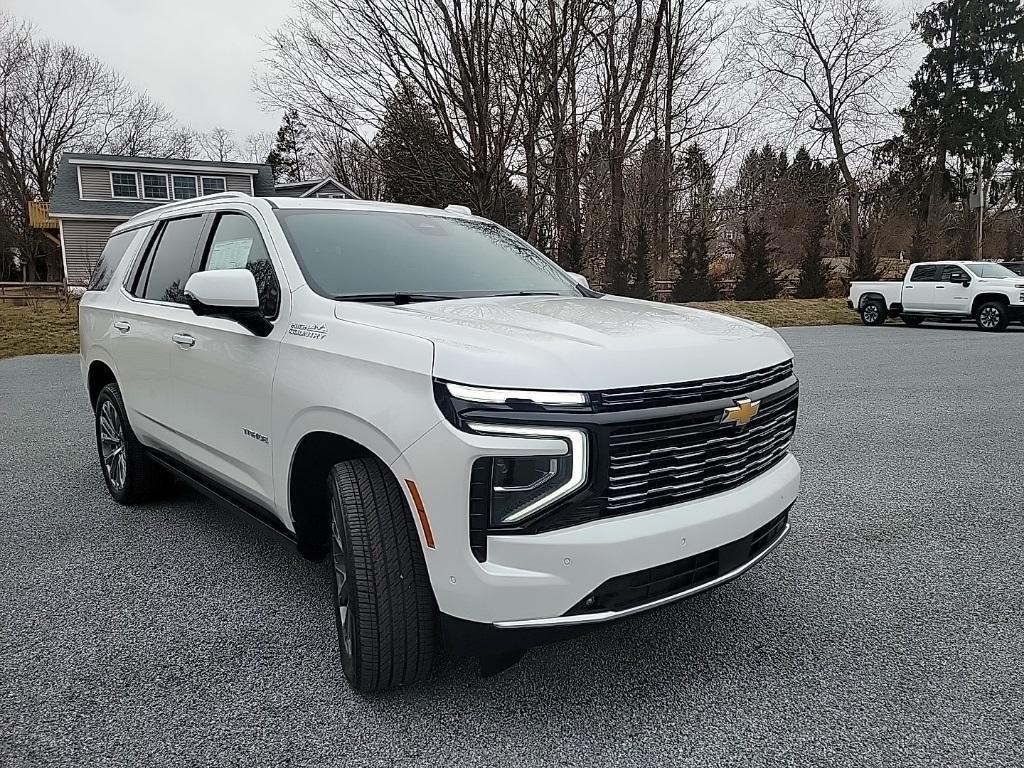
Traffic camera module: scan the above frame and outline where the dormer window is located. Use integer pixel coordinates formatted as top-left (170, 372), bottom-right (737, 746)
top-left (172, 175), bottom-right (198, 200)
top-left (110, 172), bottom-right (138, 198)
top-left (141, 173), bottom-right (169, 200)
top-left (201, 176), bottom-right (226, 195)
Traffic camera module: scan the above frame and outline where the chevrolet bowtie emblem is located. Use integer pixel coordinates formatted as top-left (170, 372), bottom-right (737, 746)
top-left (723, 398), bottom-right (760, 427)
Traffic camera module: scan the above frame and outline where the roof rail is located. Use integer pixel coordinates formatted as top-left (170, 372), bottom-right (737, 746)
top-left (122, 191), bottom-right (251, 224)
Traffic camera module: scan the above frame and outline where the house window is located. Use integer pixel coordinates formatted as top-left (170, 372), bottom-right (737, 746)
top-left (141, 173), bottom-right (169, 200)
top-left (172, 175), bottom-right (198, 200)
top-left (201, 176), bottom-right (227, 195)
top-left (111, 172), bottom-right (139, 198)
top-left (317, 192), bottom-right (347, 199)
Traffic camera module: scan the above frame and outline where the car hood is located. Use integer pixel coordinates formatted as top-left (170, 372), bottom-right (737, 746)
top-left (336, 295), bottom-right (793, 390)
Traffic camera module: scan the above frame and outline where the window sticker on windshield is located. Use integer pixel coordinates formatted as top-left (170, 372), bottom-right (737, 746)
top-left (208, 237), bottom-right (253, 270)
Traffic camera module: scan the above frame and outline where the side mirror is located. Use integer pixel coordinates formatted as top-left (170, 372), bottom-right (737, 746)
top-left (183, 269), bottom-right (273, 337)
top-left (566, 271), bottom-right (590, 289)
top-left (962, 279), bottom-right (971, 287)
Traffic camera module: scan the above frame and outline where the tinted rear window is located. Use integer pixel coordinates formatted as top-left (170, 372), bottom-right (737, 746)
top-left (88, 230), bottom-right (139, 291)
top-left (137, 216), bottom-right (205, 303)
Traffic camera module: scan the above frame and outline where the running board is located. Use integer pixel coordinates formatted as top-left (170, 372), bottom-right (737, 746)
top-left (148, 450), bottom-right (297, 547)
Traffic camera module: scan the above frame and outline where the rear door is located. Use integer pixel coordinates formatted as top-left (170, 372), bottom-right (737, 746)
top-left (113, 214), bottom-right (208, 449)
top-left (166, 208), bottom-right (286, 509)
top-left (902, 264), bottom-right (938, 311)
top-left (935, 264), bottom-right (972, 314)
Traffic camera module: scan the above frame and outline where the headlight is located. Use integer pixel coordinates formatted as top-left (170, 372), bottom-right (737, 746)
top-left (447, 382), bottom-right (587, 406)
top-left (467, 422), bottom-right (589, 525)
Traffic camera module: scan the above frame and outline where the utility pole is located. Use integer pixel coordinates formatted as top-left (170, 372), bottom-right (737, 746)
top-left (970, 158), bottom-right (985, 260)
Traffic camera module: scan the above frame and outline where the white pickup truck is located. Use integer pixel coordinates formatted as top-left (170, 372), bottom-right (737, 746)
top-left (849, 261), bottom-right (1024, 331)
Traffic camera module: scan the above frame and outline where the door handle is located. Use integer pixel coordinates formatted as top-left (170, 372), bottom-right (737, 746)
top-left (935, 285), bottom-right (947, 289)
top-left (171, 333), bottom-right (196, 348)
top-left (113, 321), bottom-right (131, 333)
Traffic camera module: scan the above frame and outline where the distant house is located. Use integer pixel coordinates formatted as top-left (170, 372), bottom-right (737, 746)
top-left (273, 177), bottom-right (358, 199)
top-left (46, 156), bottom-right (362, 286)
top-left (48, 153), bottom-right (275, 286)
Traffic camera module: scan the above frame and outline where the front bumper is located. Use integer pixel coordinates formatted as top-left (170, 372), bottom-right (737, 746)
top-left (394, 416), bottom-right (800, 626)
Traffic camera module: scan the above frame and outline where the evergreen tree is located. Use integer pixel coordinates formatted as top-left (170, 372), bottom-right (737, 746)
top-left (733, 222), bottom-right (780, 300)
top-left (672, 144), bottom-right (720, 302)
top-left (898, 0), bottom-right (1024, 219)
top-left (375, 83), bottom-right (470, 208)
top-left (796, 215), bottom-right (830, 298)
top-left (266, 109), bottom-right (310, 184)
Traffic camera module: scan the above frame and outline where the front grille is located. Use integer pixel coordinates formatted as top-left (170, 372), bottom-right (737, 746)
top-left (566, 508), bottom-right (789, 615)
top-left (605, 387), bottom-right (798, 515)
top-left (594, 360), bottom-right (793, 411)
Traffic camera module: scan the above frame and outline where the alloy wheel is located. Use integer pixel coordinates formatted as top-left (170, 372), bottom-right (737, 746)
top-left (980, 306), bottom-right (1001, 329)
top-left (99, 400), bottom-right (127, 491)
top-left (863, 305), bottom-right (879, 323)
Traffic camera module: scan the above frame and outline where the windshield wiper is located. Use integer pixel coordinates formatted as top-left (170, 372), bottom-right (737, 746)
top-left (332, 293), bottom-right (462, 305)
top-left (488, 291), bottom-right (564, 297)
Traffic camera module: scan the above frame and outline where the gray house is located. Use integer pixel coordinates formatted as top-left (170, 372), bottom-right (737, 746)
top-left (49, 153), bottom-right (276, 286)
top-left (272, 177), bottom-right (358, 199)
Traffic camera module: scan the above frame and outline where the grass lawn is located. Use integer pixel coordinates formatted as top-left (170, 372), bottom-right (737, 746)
top-left (0, 296), bottom-right (855, 360)
top-left (0, 300), bottom-right (80, 360)
top-left (688, 298), bottom-right (858, 327)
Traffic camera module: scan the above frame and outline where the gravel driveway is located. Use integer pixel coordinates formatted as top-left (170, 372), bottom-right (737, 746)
top-left (2, 324), bottom-right (1022, 767)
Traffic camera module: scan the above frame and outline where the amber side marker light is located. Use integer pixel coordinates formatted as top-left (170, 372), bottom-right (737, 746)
top-left (405, 480), bottom-right (436, 549)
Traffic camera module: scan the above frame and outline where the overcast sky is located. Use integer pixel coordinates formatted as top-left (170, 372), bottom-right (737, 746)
top-left (4, 0), bottom-right (290, 136)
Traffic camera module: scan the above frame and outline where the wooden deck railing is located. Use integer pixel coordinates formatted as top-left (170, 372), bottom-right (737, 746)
top-left (28, 201), bottom-right (59, 229)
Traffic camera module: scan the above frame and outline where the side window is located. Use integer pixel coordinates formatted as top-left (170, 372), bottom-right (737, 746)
top-left (87, 230), bottom-right (139, 292)
top-left (910, 265), bottom-right (938, 282)
top-left (940, 265), bottom-right (969, 283)
top-left (134, 216), bottom-right (206, 303)
top-left (201, 212), bottom-right (280, 317)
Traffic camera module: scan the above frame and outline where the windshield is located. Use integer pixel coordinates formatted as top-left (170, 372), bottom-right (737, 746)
top-left (963, 262), bottom-right (1020, 279)
top-left (274, 209), bottom-right (581, 299)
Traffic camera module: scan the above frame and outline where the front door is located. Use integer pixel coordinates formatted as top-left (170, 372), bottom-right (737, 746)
top-left (167, 208), bottom-right (287, 509)
top-left (935, 264), bottom-right (973, 314)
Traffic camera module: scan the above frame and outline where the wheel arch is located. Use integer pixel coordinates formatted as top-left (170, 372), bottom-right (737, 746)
top-left (87, 359), bottom-right (118, 409)
top-left (857, 292), bottom-right (887, 310)
top-left (971, 293), bottom-right (1010, 315)
top-left (287, 429), bottom-right (407, 561)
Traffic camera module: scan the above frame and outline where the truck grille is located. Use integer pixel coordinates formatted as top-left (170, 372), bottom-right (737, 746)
top-left (604, 387), bottom-right (798, 515)
top-left (594, 360), bottom-right (793, 411)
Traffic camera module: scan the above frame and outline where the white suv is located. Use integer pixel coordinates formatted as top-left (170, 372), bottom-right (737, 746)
top-left (80, 192), bottom-right (801, 691)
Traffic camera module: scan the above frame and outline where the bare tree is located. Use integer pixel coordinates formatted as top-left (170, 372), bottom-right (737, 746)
top-left (244, 130), bottom-right (275, 164)
top-left (743, 0), bottom-right (912, 274)
top-left (199, 127), bottom-right (239, 162)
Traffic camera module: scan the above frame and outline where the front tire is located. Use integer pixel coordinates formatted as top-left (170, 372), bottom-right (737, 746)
top-left (327, 458), bottom-right (438, 692)
top-left (94, 382), bottom-right (170, 505)
top-left (976, 301), bottom-right (1009, 332)
top-left (860, 300), bottom-right (886, 326)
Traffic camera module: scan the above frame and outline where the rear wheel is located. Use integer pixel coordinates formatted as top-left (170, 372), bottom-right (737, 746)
top-left (901, 315), bottom-right (924, 327)
top-left (94, 382), bottom-right (171, 505)
top-left (860, 300), bottom-right (886, 326)
top-left (976, 301), bottom-right (1009, 332)
top-left (327, 457), bottom-right (438, 692)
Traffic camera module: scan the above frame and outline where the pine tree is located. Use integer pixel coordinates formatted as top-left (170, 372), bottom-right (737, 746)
top-left (796, 216), bottom-right (830, 298)
top-left (899, 0), bottom-right (1024, 219)
top-left (733, 222), bottom-right (780, 300)
top-left (266, 109), bottom-right (310, 184)
top-left (671, 144), bottom-right (720, 302)
top-left (375, 83), bottom-right (471, 208)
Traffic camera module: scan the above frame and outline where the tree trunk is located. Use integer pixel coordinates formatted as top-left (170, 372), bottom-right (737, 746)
top-left (848, 185), bottom-right (861, 274)
top-left (607, 143), bottom-right (626, 294)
